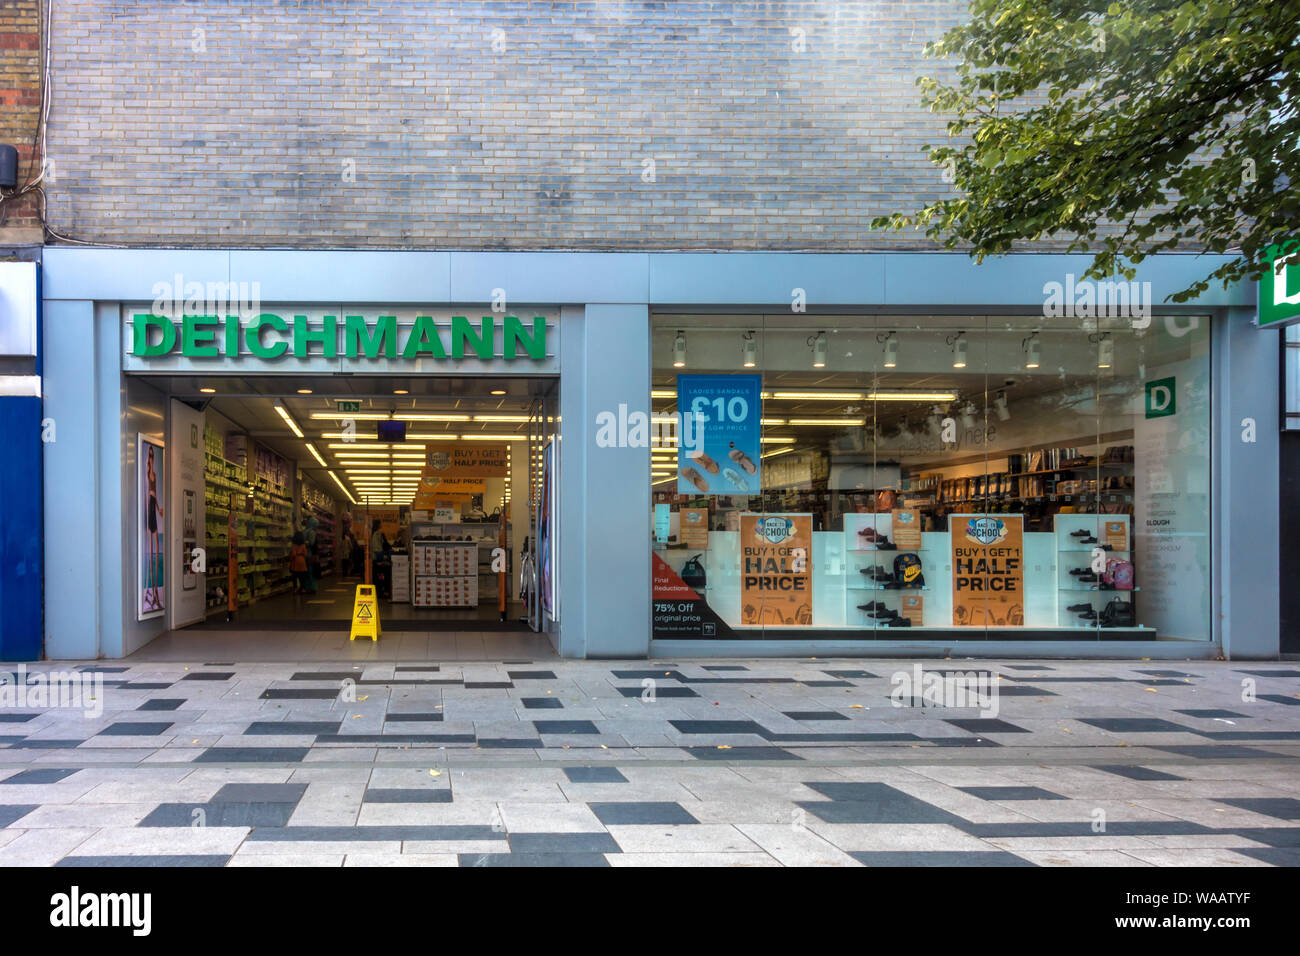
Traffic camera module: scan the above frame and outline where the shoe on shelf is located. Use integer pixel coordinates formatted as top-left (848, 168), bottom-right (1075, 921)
top-left (856, 601), bottom-right (886, 612)
top-left (857, 526), bottom-right (884, 540)
top-left (1066, 603), bottom-right (1092, 612)
top-left (1069, 528), bottom-right (1092, 538)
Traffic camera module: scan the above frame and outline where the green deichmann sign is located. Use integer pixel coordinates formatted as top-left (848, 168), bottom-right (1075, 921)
top-left (130, 313), bottom-right (548, 360)
top-left (1259, 241), bottom-right (1300, 328)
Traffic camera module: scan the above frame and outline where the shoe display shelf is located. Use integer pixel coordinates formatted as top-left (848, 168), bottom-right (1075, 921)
top-left (1054, 513), bottom-right (1135, 628)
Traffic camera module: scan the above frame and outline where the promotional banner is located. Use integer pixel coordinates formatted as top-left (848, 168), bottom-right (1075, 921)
top-left (950, 514), bottom-right (1024, 627)
top-left (680, 507), bottom-right (709, 550)
top-left (651, 552), bottom-right (736, 639)
top-left (739, 513), bottom-right (812, 626)
top-left (413, 441), bottom-right (509, 508)
top-left (137, 435), bottom-right (166, 621)
top-left (676, 374), bottom-right (762, 495)
top-left (168, 400), bottom-right (207, 627)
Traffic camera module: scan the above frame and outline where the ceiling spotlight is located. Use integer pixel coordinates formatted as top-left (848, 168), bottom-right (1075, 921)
top-left (811, 331), bottom-right (828, 368)
top-left (491, 389), bottom-right (507, 396)
top-left (961, 402), bottom-right (977, 429)
top-left (393, 389), bottom-right (409, 395)
top-left (880, 331), bottom-right (899, 369)
top-left (994, 390), bottom-right (1011, 421)
top-left (297, 388), bottom-right (313, 395)
top-left (672, 331), bottom-right (687, 368)
top-left (1023, 331), bottom-right (1041, 369)
top-left (741, 331), bottom-right (757, 368)
top-left (949, 331), bottom-right (968, 369)
top-left (200, 387), bottom-right (216, 394)
top-left (1097, 332), bottom-right (1114, 369)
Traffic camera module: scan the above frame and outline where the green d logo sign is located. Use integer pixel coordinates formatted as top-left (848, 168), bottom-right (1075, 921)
top-left (1259, 239), bottom-right (1300, 327)
top-left (1145, 377), bottom-right (1176, 419)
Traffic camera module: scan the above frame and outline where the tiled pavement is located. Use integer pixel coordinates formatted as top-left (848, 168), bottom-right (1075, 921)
top-left (1, 658), bottom-right (1299, 866)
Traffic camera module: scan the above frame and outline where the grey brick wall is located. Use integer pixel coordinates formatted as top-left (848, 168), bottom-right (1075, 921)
top-left (45, 0), bottom-right (1022, 251)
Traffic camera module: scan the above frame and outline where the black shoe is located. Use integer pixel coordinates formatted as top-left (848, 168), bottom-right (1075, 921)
top-left (1077, 573), bottom-right (1100, 583)
top-left (1066, 603), bottom-right (1092, 612)
top-left (1069, 567), bottom-right (1088, 576)
top-left (886, 618), bottom-right (912, 627)
top-left (1077, 535), bottom-right (1098, 544)
top-left (1070, 528), bottom-right (1090, 537)
top-left (876, 538), bottom-right (898, 551)
top-left (870, 609), bottom-right (899, 619)
top-left (883, 581), bottom-right (903, 589)
top-left (856, 601), bottom-right (886, 612)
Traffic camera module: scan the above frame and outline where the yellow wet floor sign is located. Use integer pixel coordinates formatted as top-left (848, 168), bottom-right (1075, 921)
top-left (349, 585), bottom-right (381, 641)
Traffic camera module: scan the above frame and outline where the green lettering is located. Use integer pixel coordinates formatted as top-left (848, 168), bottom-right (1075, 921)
top-left (503, 315), bottom-right (547, 360)
top-left (224, 315), bottom-right (241, 356)
top-left (452, 315), bottom-right (494, 359)
top-left (346, 314), bottom-right (396, 358)
top-left (245, 313), bottom-right (288, 358)
top-left (182, 315), bottom-right (220, 357)
top-left (131, 314), bottom-right (176, 356)
top-left (293, 314), bottom-right (338, 358)
top-left (402, 315), bottom-right (447, 359)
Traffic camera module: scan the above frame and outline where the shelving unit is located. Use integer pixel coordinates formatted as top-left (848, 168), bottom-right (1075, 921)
top-left (842, 511), bottom-right (927, 627)
top-left (1053, 513), bottom-right (1135, 628)
top-left (408, 518), bottom-right (512, 604)
top-left (301, 482), bottom-right (337, 578)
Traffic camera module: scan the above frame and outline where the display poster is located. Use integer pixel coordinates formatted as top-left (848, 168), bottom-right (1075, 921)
top-left (182, 490), bottom-right (197, 590)
top-left (166, 400), bottom-right (208, 625)
top-left (414, 441), bottom-right (507, 508)
top-left (676, 374), bottom-right (762, 495)
top-left (950, 514), bottom-right (1024, 627)
top-left (137, 434), bottom-right (166, 621)
top-left (653, 504), bottom-right (671, 543)
top-left (651, 552), bottom-right (737, 639)
top-left (680, 507), bottom-right (709, 550)
top-left (891, 509), bottom-right (923, 549)
top-left (356, 507), bottom-right (401, 544)
top-left (739, 513), bottom-right (812, 626)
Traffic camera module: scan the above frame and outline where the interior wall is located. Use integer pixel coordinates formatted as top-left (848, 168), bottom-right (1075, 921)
top-left (118, 375), bottom-right (170, 656)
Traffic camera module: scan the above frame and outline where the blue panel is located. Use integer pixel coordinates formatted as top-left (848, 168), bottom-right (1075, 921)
top-left (0, 395), bottom-right (43, 660)
top-left (42, 249), bottom-right (230, 302)
top-left (230, 250), bottom-right (450, 303)
top-left (648, 253), bottom-right (885, 305)
top-left (449, 253), bottom-right (649, 305)
top-left (41, 300), bottom-right (99, 659)
top-left (882, 253), bottom-right (1251, 308)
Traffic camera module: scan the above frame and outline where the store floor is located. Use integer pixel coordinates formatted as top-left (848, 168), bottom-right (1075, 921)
top-left (196, 576), bottom-right (530, 628)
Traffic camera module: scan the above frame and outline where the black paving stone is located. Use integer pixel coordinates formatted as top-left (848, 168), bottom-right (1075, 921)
top-left (464, 682), bottom-right (514, 690)
top-left (394, 665), bottom-right (441, 672)
top-left (458, 852), bottom-right (609, 867)
top-left (959, 786), bottom-right (1067, 801)
top-left (1002, 665), bottom-right (1055, 671)
top-left (245, 721), bottom-right (341, 735)
top-left (508, 832), bottom-right (621, 854)
top-left (137, 699), bottom-right (184, 711)
top-left (96, 722), bottom-right (174, 736)
top-left (822, 670), bottom-right (878, 678)
top-left (702, 665), bottom-right (748, 671)
top-left (617, 686), bottom-right (697, 698)
top-left (57, 856), bottom-right (229, 867)
top-left (140, 801), bottom-right (297, 827)
top-left (1177, 709), bottom-right (1249, 719)
top-left (521, 698), bottom-right (564, 709)
top-left (213, 784), bottom-right (308, 803)
top-left (589, 802), bottom-right (698, 825)
top-left (182, 673), bottom-right (234, 681)
top-left (799, 783), bottom-right (966, 825)
top-left (957, 821), bottom-right (1211, 837)
top-left (247, 825), bottom-right (500, 842)
top-left (1258, 695), bottom-right (1300, 706)
top-left (1135, 670), bottom-right (1194, 677)
top-left (260, 689), bottom-right (338, 700)
top-left (533, 721), bottom-right (599, 735)
top-left (13, 740), bottom-right (88, 749)
top-left (923, 737), bottom-right (1002, 748)
top-left (363, 789), bottom-right (453, 803)
top-left (1233, 847), bottom-right (1300, 866)
top-left (120, 683), bottom-right (175, 690)
top-left (477, 738), bottom-right (543, 748)
top-left (384, 713), bottom-right (445, 722)
top-left (1235, 669), bottom-right (1300, 677)
top-left (314, 733), bottom-right (475, 744)
top-left (1216, 798), bottom-right (1300, 821)
top-left (193, 747), bottom-right (310, 763)
top-left (2, 768), bottom-right (77, 785)
top-left (992, 686), bottom-right (1058, 697)
top-left (1153, 745), bottom-right (1280, 759)
top-left (783, 711), bottom-right (850, 721)
top-left (0, 714), bottom-right (37, 722)
top-left (0, 805), bottom-right (37, 826)
top-left (799, 680), bottom-right (854, 687)
top-left (849, 851), bottom-right (1035, 867)
top-left (1092, 765), bottom-right (1186, 781)
top-left (289, 672), bottom-right (360, 681)
top-left (1078, 717), bottom-right (1195, 733)
top-left (563, 767), bottom-right (627, 783)
top-left (507, 671), bottom-right (557, 680)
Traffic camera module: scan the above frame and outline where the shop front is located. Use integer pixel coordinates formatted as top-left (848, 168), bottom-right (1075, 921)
top-left (37, 248), bottom-right (1277, 660)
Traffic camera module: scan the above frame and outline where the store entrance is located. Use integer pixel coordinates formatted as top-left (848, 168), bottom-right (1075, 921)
top-left (131, 373), bottom-right (557, 647)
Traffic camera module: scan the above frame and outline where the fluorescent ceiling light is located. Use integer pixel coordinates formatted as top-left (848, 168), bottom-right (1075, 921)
top-left (760, 436), bottom-right (796, 444)
top-left (761, 446), bottom-right (794, 459)
top-left (770, 391), bottom-right (864, 401)
top-left (865, 391), bottom-right (958, 401)
top-left (472, 414), bottom-right (529, 423)
top-left (394, 413), bottom-right (471, 421)
top-left (304, 442), bottom-right (327, 466)
top-left (274, 405), bottom-right (304, 438)
top-left (650, 389), bottom-right (675, 399)
top-left (786, 418), bottom-right (866, 426)
top-left (309, 412), bottom-right (391, 420)
top-left (326, 470), bottom-right (355, 503)
top-left (459, 434), bottom-right (528, 441)
top-left (760, 418), bottom-right (785, 425)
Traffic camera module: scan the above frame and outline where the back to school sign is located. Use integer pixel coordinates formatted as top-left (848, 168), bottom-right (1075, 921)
top-left (740, 513), bottom-right (812, 626)
top-left (950, 515), bottom-right (1024, 627)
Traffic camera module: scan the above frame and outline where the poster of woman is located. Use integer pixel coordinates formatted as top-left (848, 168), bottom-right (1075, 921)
top-left (137, 435), bottom-right (166, 620)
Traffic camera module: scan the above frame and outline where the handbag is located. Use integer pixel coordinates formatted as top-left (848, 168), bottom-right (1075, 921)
top-left (1099, 599), bottom-right (1135, 628)
top-left (680, 554), bottom-right (707, 591)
